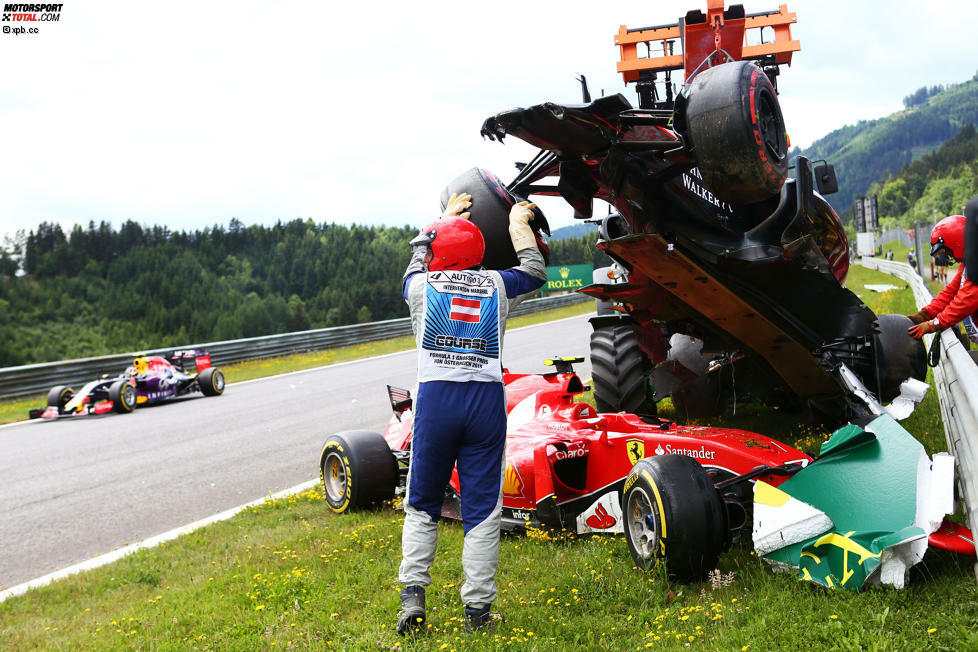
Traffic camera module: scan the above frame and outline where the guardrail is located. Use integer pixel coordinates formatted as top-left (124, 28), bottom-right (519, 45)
top-left (0, 292), bottom-right (591, 402)
top-left (858, 257), bottom-right (978, 579)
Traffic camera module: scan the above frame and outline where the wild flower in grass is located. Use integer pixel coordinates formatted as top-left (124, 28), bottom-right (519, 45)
top-left (708, 568), bottom-right (736, 589)
top-left (928, 628), bottom-right (937, 634)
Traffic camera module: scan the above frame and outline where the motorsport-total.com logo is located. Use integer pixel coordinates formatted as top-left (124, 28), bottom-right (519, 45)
top-left (2, 3), bottom-right (62, 22)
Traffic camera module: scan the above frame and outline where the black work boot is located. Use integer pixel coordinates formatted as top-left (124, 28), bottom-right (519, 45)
top-left (396, 585), bottom-right (426, 635)
top-left (464, 603), bottom-right (502, 633)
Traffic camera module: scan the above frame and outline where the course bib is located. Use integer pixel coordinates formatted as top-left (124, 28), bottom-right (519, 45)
top-left (419, 270), bottom-right (502, 383)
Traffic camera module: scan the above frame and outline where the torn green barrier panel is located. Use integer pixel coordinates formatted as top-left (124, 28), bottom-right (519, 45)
top-left (796, 526), bottom-right (927, 590)
top-left (761, 414), bottom-right (934, 591)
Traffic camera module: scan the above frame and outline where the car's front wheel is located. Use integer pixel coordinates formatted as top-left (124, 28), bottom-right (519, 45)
top-left (47, 385), bottom-right (74, 411)
top-left (622, 455), bottom-right (728, 582)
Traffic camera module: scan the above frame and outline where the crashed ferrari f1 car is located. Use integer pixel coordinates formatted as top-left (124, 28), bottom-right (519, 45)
top-left (470, 1), bottom-right (927, 422)
top-left (29, 350), bottom-right (225, 419)
top-left (319, 359), bottom-right (973, 586)
top-left (321, 358), bottom-right (804, 580)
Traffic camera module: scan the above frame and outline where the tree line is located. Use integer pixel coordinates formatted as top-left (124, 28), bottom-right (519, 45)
top-left (870, 123), bottom-right (978, 229)
top-left (0, 218), bottom-right (605, 367)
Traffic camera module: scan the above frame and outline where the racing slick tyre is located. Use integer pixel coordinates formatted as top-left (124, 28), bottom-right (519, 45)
top-left (320, 430), bottom-right (397, 513)
top-left (684, 61), bottom-right (789, 205)
top-left (198, 367), bottom-right (226, 396)
top-left (622, 455), bottom-right (728, 582)
top-left (590, 323), bottom-right (655, 415)
top-left (440, 167), bottom-right (551, 270)
top-left (47, 385), bottom-right (74, 411)
top-left (108, 380), bottom-right (137, 414)
top-left (871, 314), bottom-right (927, 403)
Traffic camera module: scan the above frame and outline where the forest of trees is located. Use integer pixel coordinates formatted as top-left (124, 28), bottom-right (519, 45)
top-left (0, 219), bottom-right (606, 367)
top-left (903, 84), bottom-right (946, 109)
top-left (869, 123), bottom-right (978, 228)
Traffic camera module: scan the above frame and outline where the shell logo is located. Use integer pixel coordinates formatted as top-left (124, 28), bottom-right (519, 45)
top-left (560, 266), bottom-right (570, 279)
top-left (503, 463), bottom-right (524, 497)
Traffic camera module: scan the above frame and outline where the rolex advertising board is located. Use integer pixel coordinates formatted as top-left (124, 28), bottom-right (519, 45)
top-left (546, 264), bottom-right (592, 292)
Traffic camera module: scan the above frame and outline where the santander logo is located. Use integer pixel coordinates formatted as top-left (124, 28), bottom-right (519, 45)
top-left (652, 442), bottom-right (716, 460)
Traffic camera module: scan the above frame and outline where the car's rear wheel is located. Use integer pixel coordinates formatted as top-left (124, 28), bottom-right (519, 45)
top-left (320, 430), bottom-right (397, 513)
top-left (198, 367), bottom-right (225, 396)
top-left (622, 455), bottom-right (728, 582)
top-left (47, 385), bottom-right (74, 410)
top-left (870, 314), bottom-right (927, 403)
top-left (685, 61), bottom-right (789, 205)
top-left (108, 380), bottom-right (136, 413)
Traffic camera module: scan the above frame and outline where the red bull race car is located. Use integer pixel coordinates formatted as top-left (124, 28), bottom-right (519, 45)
top-left (319, 357), bottom-right (813, 580)
top-left (29, 350), bottom-right (225, 419)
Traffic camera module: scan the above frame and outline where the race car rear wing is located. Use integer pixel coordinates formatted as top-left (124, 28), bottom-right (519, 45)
top-left (388, 385), bottom-right (412, 421)
top-left (166, 349), bottom-right (212, 373)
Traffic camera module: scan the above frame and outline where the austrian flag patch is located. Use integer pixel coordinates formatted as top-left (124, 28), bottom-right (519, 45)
top-left (449, 297), bottom-right (481, 323)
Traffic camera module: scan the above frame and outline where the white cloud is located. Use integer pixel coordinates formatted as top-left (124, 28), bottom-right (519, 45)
top-left (1, 0), bottom-right (976, 239)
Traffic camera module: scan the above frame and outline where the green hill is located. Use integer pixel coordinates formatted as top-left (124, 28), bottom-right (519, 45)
top-left (869, 123), bottom-right (978, 228)
top-left (793, 74), bottom-right (978, 220)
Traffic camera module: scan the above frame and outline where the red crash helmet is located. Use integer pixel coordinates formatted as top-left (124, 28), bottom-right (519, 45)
top-left (931, 214), bottom-right (965, 260)
top-left (414, 216), bottom-right (485, 271)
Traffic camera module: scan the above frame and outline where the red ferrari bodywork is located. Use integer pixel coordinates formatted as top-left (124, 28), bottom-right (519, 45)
top-left (384, 366), bottom-right (811, 535)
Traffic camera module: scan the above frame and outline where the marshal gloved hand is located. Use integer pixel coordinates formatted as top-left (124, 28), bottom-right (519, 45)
top-left (509, 201), bottom-right (537, 253)
top-left (444, 192), bottom-right (472, 220)
top-left (906, 309), bottom-right (931, 325)
top-left (908, 318), bottom-right (940, 339)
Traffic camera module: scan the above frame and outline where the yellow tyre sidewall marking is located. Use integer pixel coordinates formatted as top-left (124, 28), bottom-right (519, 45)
top-left (320, 442), bottom-right (353, 513)
top-left (641, 469), bottom-right (667, 540)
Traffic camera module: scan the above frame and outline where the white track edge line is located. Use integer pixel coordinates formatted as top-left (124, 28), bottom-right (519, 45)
top-left (0, 479), bottom-right (319, 602)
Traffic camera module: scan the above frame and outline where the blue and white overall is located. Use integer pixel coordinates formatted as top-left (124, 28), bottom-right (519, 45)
top-left (398, 247), bottom-right (545, 608)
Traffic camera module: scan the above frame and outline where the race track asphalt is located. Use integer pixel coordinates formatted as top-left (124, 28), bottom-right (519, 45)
top-left (0, 313), bottom-right (595, 589)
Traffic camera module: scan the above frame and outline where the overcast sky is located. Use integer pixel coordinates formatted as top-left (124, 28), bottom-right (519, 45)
top-left (1, 0), bottom-right (976, 241)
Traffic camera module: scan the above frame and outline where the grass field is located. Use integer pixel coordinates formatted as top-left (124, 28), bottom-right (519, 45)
top-left (3, 271), bottom-right (977, 650)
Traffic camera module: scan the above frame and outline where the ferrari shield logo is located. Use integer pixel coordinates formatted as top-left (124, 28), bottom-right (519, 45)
top-left (626, 439), bottom-right (645, 466)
